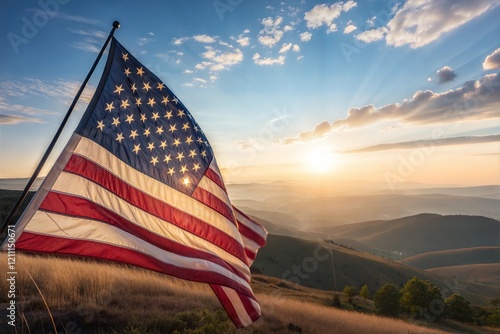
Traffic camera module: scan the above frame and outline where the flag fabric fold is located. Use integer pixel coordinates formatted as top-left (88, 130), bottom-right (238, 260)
top-left (6, 37), bottom-right (267, 328)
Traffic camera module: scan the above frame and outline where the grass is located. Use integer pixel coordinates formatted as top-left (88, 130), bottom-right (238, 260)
top-left (0, 253), bottom-right (457, 333)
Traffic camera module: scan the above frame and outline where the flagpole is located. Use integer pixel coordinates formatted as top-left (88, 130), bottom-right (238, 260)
top-left (0, 21), bottom-right (120, 237)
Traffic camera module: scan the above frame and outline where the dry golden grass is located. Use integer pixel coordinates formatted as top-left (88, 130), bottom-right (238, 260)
top-left (1, 253), bottom-right (453, 333)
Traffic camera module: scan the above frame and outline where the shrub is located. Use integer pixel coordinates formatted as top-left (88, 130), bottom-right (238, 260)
top-left (373, 284), bottom-right (400, 317)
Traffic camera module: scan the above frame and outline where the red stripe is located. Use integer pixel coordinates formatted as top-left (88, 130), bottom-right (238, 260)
top-left (210, 285), bottom-right (243, 328)
top-left (192, 187), bottom-right (236, 225)
top-left (245, 249), bottom-right (256, 262)
top-left (39, 191), bottom-right (248, 281)
top-left (15, 232), bottom-right (254, 298)
top-left (63, 154), bottom-right (247, 262)
top-left (205, 167), bottom-right (226, 192)
top-left (238, 222), bottom-right (266, 248)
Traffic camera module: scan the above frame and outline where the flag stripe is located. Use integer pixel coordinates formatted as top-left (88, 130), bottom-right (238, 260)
top-left (192, 187), bottom-right (236, 225)
top-left (234, 207), bottom-right (267, 239)
top-left (62, 153), bottom-right (247, 261)
top-left (237, 221), bottom-right (266, 248)
top-left (205, 166), bottom-right (226, 192)
top-left (72, 137), bottom-right (241, 240)
top-left (19, 212), bottom-right (254, 295)
top-left (38, 191), bottom-right (249, 281)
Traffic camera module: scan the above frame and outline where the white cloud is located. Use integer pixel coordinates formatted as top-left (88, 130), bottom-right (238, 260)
top-left (343, 21), bottom-right (357, 34)
top-left (253, 53), bottom-right (285, 65)
top-left (258, 16), bottom-right (285, 47)
top-left (297, 55), bottom-right (304, 61)
top-left (292, 44), bottom-right (300, 52)
top-left (483, 48), bottom-right (500, 70)
top-left (283, 25), bottom-right (294, 32)
top-left (173, 37), bottom-right (189, 45)
top-left (0, 114), bottom-right (43, 124)
top-left (366, 16), bottom-right (376, 28)
top-left (304, 2), bottom-right (357, 33)
top-left (197, 47), bottom-right (244, 71)
top-left (279, 43), bottom-right (293, 53)
top-left (386, 0), bottom-right (499, 48)
top-left (138, 32), bottom-right (155, 46)
top-left (237, 36), bottom-right (250, 47)
top-left (183, 69), bottom-right (193, 74)
top-left (355, 27), bottom-right (388, 42)
top-left (300, 31), bottom-right (312, 42)
top-left (193, 34), bottom-right (217, 43)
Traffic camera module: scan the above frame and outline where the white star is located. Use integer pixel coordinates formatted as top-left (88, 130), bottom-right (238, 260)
top-left (151, 112), bottom-right (160, 121)
top-left (157, 82), bottom-right (165, 91)
top-left (182, 122), bottom-right (190, 131)
top-left (140, 113), bottom-right (147, 122)
top-left (96, 120), bottom-right (105, 131)
top-left (147, 98), bottom-right (156, 107)
top-left (125, 114), bottom-right (134, 124)
top-left (201, 150), bottom-right (207, 157)
top-left (150, 156), bottom-right (159, 166)
top-left (194, 125), bottom-right (199, 132)
top-left (136, 67), bottom-right (145, 76)
top-left (129, 130), bottom-right (139, 139)
top-left (156, 125), bottom-right (164, 135)
top-left (164, 154), bottom-right (172, 163)
top-left (169, 124), bottom-right (177, 133)
top-left (197, 137), bottom-right (203, 144)
top-left (131, 83), bottom-right (137, 93)
top-left (189, 149), bottom-right (197, 158)
top-left (143, 82), bottom-right (151, 92)
top-left (177, 109), bottom-right (185, 118)
top-left (135, 98), bottom-right (142, 106)
top-left (147, 142), bottom-right (155, 151)
top-left (185, 136), bottom-right (193, 145)
top-left (105, 102), bottom-right (114, 112)
top-left (120, 99), bottom-right (130, 109)
top-left (159, 140), bottom-right (167, 149)
top-left (172, 97), bottom-right (179, 104)
top-left (173, 138), bottom-right (181, 147)
top-left (180, 165), bottom-right (188, 174)
top-left (114, 84), bottom-right (124, 95)
top-left (112, 117), bottom-right (120, 127)
top-left (132, 144), bottom-right (141, 154)
top-left (122, 53), bottom-right (129, 61)
top-left (192, 163), bottom-right (201, 172)
top-left (116, 133), bottom-right (125, 143)
top-left (165, 110), bottom-right (173, 119)
top-left (144, 128), bottom-right (151, 137)
top-left (161, 96), bottom-right (170, 105)
top-left (182, 176), bottom-right (190, 185)
top-left (176, 152), bottom-right (184, 161)
top-left (124, 68), bottom-right (131, 76)
top-left (167, 167), bottom-right (175, 176)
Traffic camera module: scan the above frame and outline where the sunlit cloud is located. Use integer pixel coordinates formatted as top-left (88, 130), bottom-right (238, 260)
top-left (0, 114), bottom-right (44, 124)
top-left (299, 31), bottom-right (312, 42)
top-left (342, 134), bottom-right (500, 153)
top-left (193, 34), bottom-right (217, 43)
top-left (386, 0), bottom-right (499, 48)
top-left (138, 32), bottom-right (155, 46)
top-left (483, 48), bottom-right (500, 70)
top-left (283, 72), bottom-right (500, 143)
top-left (343, 21), bottom-right (357, 34)
top-left (258, 16), bottom-right (285, 47)
top-left (356, 27), bottom-right (388, 42)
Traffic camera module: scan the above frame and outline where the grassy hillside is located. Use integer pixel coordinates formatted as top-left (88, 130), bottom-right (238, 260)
top-left (402, 247), bottom-right (500, 269)
top-left (428, 264), bottom-right (500, 286)
top-left (0, 253), bottom-right (452, 334)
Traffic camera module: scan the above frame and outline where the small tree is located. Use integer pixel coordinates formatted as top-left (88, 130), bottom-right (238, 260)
top-left (374, 283), bottom-right (401, 317)
top-left (359, 284), bottom-right (370, 300)
top-left (445, 294), bottom-right (472, 323)
top-left (331, 294), bottom-right (341, 308)
top-left (343, 285), bottom-right (358, 303)
top-left (400, 276), bottom-right (444, 321)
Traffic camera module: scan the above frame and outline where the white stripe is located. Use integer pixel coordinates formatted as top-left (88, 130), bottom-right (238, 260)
top-left (24, 211), bottom-right (253, 291)
top-left (197, 175), bottom-right (232, 208)
top-left (235, 210), bottom-right (268, 240)
top-left (72, 136), bottom-right (242, 241)
top-left (221, 286), bottom-right (253, 327)
top-left (47, 171), bottom-right (250, 279)
top-left (240, 235), bottom-right (260, 254)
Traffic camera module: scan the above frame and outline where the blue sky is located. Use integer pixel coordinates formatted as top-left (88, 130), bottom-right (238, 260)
top-left (1, 0), bottom-right (499, 186)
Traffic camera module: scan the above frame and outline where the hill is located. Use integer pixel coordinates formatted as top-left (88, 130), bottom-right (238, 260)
top-left (251, 234), bottom-right (500, 306)
top-left (320, 214), bottom-right (500, 259)
top-left (428, 264), bottom-right (500, 286)
top-left (402, 247), bottom-right (500, 269)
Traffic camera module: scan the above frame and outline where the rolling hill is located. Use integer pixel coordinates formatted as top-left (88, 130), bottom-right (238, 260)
top-left (428, 264), bottom-right (500, 286)
top-left (402, 247), bottom-right (500, 269)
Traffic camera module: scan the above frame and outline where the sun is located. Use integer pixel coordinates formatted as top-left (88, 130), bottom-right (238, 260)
top-left (304, 149), bottom-right (338, 173)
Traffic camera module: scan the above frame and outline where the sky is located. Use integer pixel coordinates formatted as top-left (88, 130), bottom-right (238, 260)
top-left (0, 0), bottom-right (499, 188)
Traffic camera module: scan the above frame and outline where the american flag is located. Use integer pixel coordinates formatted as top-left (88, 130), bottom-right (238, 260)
top-left (10, 37), bottom-right (267, 328)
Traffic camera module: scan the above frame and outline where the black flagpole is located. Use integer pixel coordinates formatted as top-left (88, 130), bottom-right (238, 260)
top-left (0, 21), bottom-right (120, 237)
